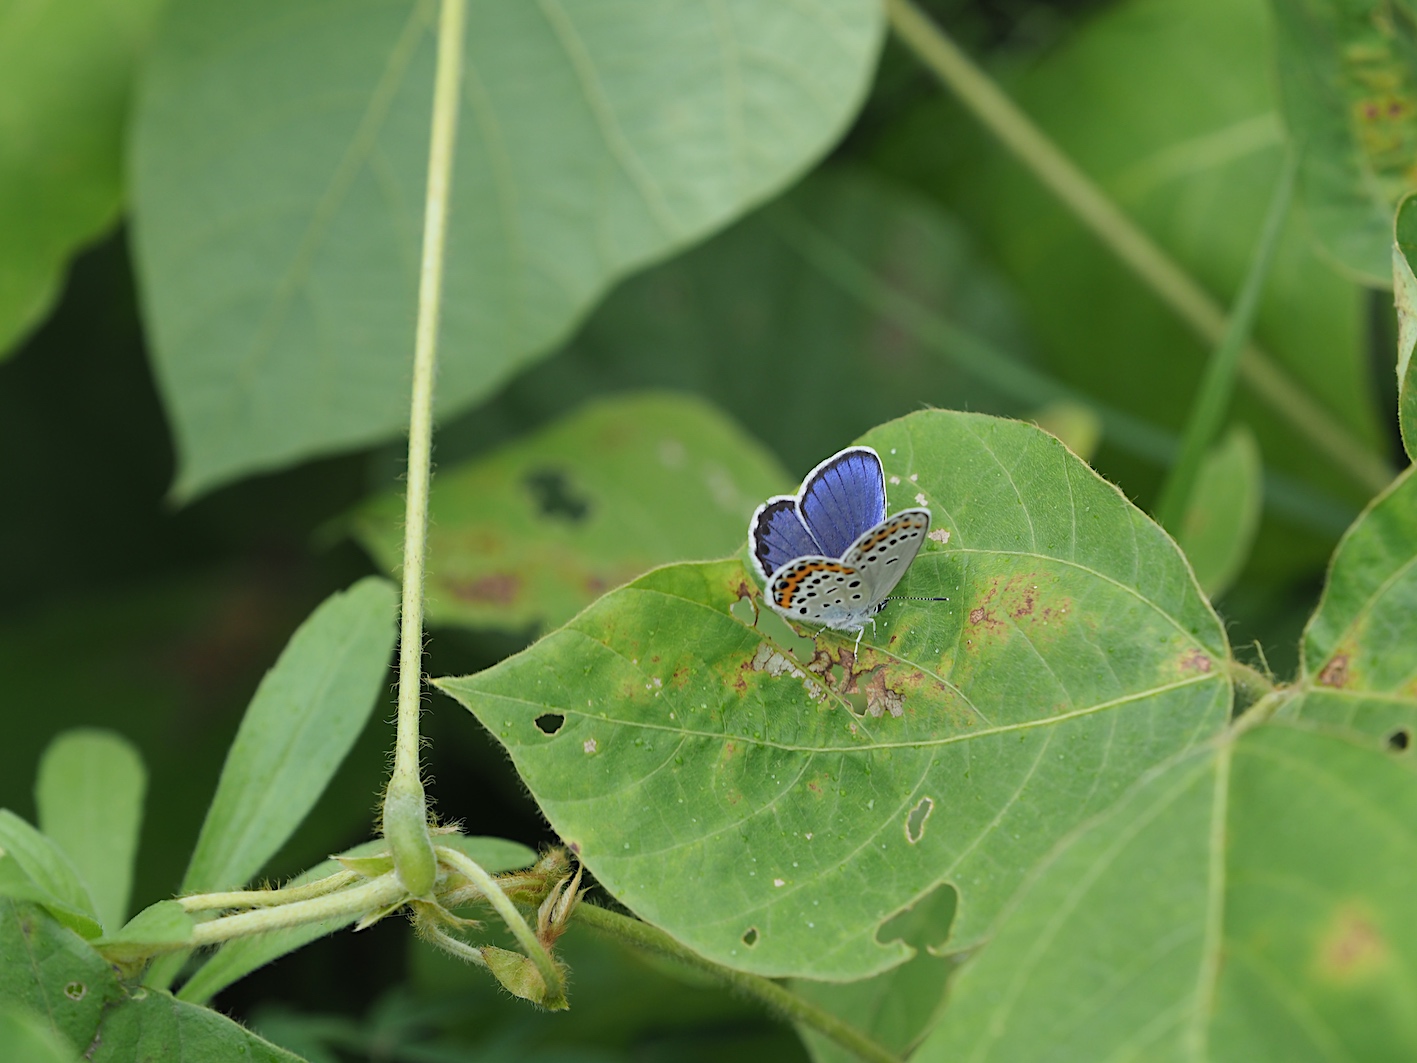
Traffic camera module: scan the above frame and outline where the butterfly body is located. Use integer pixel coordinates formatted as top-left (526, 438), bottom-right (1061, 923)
top-left (749, 447), bottom-right (931, 634)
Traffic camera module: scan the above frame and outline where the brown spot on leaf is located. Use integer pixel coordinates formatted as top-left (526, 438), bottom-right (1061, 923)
top-left (1315, 906), bottom-right (1390, 983)
top-left (1180, 649), bottom-right (1213, 674)
top-left (1011, 585), bottom-right (1036, 619)
top-left (807, 780), bottom-right (822, 794)
top-left (1318, 654), bottom-right (1350, 688)
top-left (855, 667), bottom-right (906, 718)
top-left (447, 573), bottom-right (521, 605)
top-left (968, 607), bottom-right (986, 624)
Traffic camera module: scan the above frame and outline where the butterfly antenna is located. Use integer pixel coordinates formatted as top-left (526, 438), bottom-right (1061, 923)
top-left (888, 596), bottom-right (950, 602)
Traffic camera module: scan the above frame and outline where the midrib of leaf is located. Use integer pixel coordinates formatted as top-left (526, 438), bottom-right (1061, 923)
top-left (489, 634), bottom-right (1218, 755)
top-left (236, 0), bottom-right (434, 389)
top-left (964, 756), bottom-right (1213, 1063)
top-left (537, 0), bottom-right (683, 240)
top-left (705, 0), bottom-right (746, 194)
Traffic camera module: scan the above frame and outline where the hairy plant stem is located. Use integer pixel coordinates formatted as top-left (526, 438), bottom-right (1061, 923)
top-left (435, 846), bottom-right (566, 1005)
top-left (885, 0), bottom-right (1390, 494)
top-left (186, 874), bottom-right (408, 949)
top-left (572, 904), bottom-right (905, 1063)
top-left (1154, 153), bottom-right (1299, 531)
top-left (385, 0), bottom-right (467, 899)
top-left (178, 870), bottom-right (360, 912)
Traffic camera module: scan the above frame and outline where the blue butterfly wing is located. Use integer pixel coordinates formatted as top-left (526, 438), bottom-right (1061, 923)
top-left (796, 447), bottom-right (887, 558)
top-left (749, 498), bottom-right (822, 580)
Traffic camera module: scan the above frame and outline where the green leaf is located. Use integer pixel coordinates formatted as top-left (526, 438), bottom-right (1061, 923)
top-left (183, 577), bottom-right (397, 893)
top-left (1176, 425), bottom-right (1263, 599)
top-left (0, 901), bottom-right (123, 1050)
top-left (131, 0), bottom-right (885, 498)
top-left (0, 0), bottom-right (166, 356)
top-left (1, 901), bottom-right (301, 1062)
top-left (876, 0), bottom-right (1380, 546)
top-left (95, 901), bottom-right (196, 965)
top-left (354, 392), bottom-right (791, 632)
top-left (0, 812), bottom-right (100, 939)
top-left (522, 166), bottom-right (1062, 477)
top-left (0, 1003), bottom-right (80, 1063)
top-left (1391, 193), bottom-right (1417, 461)
top-left (1288, 464), bottom-right (1417, 754)
top-left (178, 834), bottom-right (533, 1004)
top-left (793, 886), bottom-right (957, 1063)
top-left (913, 723), bottom-right (1417, 1060)
top-left (88, 988), bottom-right (304, 1063)
top-left (1272, 0), bottom-right (1417, 285)
top-left (439, 410), bottom-right (1230, 980)
top-left (35, 729), bottom-right (147, 933)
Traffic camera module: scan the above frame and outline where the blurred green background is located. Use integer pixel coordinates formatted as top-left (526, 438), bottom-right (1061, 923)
top-left (0, 0), bottom-right (1402, 1057)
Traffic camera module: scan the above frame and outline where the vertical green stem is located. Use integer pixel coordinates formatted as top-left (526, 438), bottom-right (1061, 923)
top-left (1153, 153), bottom-right (1298, 531)
top-left (385, 0), bottom-right (467, 899)
top-left (884, 0), bottom-right (1390, 494)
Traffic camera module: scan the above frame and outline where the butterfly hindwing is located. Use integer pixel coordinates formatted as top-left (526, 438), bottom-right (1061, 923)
top-left (842, 508), bottom-right (932, 606)
top-left (750, 497), bottom-right (825, 581)
top-left (769, 556), bottom-right (874, 632)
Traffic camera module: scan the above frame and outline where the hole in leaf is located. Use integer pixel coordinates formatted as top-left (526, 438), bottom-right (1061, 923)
top-left (742, 927), bottom-right (759, 947)
top-left (844, 690), bottom-right (869, 716)
top-left (534, 713), bottom-right (565, 736)
top-left (523, 468), bottom-right (591, 522)
top-left (63, 981), bottom-right (87, 1002)
top-left (906, 796), bottom-right (934, 844)
top-left (730, 598), bottom-right (757, 626)
top-left (876, 883), bottom-right (957, 953)
top-left (1386, 727), bottom-right (1412, 753)
top-left (751, 606), bottom-right (816, 662)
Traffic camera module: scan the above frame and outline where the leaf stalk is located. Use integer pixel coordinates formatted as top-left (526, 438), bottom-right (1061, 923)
top-left (385, 0), bottom-right (468, 898)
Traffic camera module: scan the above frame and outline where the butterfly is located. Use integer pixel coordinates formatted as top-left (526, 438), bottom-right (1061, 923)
top-left (748, 446), bottom-right (935, 637)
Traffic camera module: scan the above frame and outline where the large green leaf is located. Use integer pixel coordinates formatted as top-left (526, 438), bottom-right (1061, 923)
top-left (914, 722), bottom-right (1417, 1060)
top-left (131, 0), bottom-right (884, 497)
top-left (875, 0), bottom-right (1379, 551)
top-left (0, 901), bottom-right (303, 1060)
top-left (1391, 192), bottom-right (1417, 461)
top-left (439, 410), bottom-right (1230, 980)
top-left (0, 0), bottom-right (166, 356)
top-left (183, 577), bottom-right (397, 892)
top-left (1272, 0), bottom-right (1417, 285)
top-left (354, 393), bottom-right (791, 633)
top-left (483, 165), bottom-right (1097, 479)
top-left (1286, 464), bottom-right (1417, 753)
top-left (34, 729), bottom-right (146, 934)
top-left (89, 989), bottom-right (304, 1063)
